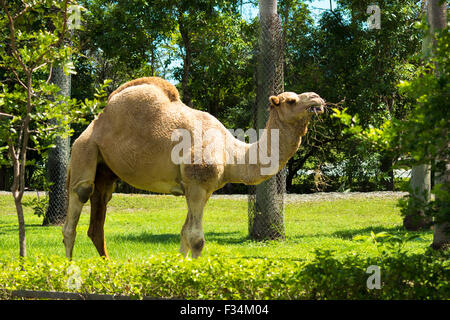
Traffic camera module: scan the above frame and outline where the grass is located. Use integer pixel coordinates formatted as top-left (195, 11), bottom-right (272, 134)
top-left (0, 193), bottom-right (433, 262)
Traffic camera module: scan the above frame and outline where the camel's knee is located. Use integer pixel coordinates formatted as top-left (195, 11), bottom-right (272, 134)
top-left (192, 238), bottom-right (205, 252)
top-left (73, 182), bottom-right (94, 204)
top-left (188, 232), bottom-right (205, 258)
top-left (190, 238), bottom-right (205, 259)
top-left (180, 226), bottom-right (205, 258)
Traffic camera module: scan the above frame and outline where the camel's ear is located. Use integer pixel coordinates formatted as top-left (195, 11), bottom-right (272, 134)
top-left (269, 96), bottom-right (280, 107)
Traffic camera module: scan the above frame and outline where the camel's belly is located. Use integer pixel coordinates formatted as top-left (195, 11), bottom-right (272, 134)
top-left (128, 180), bottom-right (184, 195)
top-left (97, 143), bottom-right (184, 195)
top-left (113, 165), bottom-right (183, 195)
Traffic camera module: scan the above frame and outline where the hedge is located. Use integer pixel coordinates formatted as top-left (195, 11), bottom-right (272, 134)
top-left (0, 249), bottom-right (448, 300)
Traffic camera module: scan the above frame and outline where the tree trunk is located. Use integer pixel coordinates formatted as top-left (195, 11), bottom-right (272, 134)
top-left (249, 0), bottom-right (285, 241)
top-left (404, 0), bottom-right (446, 232)
top-left (380, 152), bottom-right (394, 191)
top-left (8, 74), bottom-right (33, 258)
top-left (404, 164), bottom-right (432, 230)
top-left (14, 196), bottom-right (26, 257)
top-left (286, 160), bottom-right (295, 192)
top-left (44, 66), bottom-right (71, 226)
top-left (0, 167), bottom-right (5, 190)
top-left (178, 10), bottom-right (193, 108)
top-left (9, 135), bottom-right (27, 258)
top-left (428, 0), bottom-right (448, 249)
top-left (432, 160), bottom-right (450, 249)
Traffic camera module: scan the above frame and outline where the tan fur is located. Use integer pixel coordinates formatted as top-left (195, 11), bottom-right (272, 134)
top-left (108, 77), bottom-right (180, 103)
top-left (63, 77), bottom-right (325, 259)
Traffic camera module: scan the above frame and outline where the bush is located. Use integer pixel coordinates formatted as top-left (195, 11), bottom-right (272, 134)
top-left (0, 248), bottom-right (448, 300)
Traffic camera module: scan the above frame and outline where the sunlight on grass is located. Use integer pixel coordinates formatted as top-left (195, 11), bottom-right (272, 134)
top-left (0, 194), bottom-right (432, 261)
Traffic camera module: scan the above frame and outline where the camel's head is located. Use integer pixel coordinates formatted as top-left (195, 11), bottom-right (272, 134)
top-left (269, 91), bottom-right (325, 123)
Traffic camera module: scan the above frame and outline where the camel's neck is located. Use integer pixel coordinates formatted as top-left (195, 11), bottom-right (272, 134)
top-left (224, 111), bottom-right (309, 185)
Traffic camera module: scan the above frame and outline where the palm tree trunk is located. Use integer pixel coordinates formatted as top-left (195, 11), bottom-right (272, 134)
top-left (44, 65), bottom-right (71, 225)
top-left (178, 9), bottom-right (193, 108)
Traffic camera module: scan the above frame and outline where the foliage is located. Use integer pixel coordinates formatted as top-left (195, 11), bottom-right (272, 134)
top-left (353, 231), bottom-right (422, 255)
top-left (22, 192), bottom-right (49, 218)
top-left (282, 0), bottom-right (423, 192)
top-left (0, 0), bottom-right (76, 256)
top-left (0, 246), bottom-right (448, 300)
top-left (0, 0), bottom-right (79, 168)
top-left (0, 1), bottom-right (429, 194)
top-left (331, 23), bottom-right (450, 226)
top-left (74, 0), bottom-right (256, 125)
top-left (0, 0), bottom-right (115, 256)
top-left (0, 194), bottom-right (444, 299)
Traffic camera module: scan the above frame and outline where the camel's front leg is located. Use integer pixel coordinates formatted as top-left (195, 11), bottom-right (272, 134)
top-left (63, 135), bottom-right (99, 259)
top-left (180, 185), bottom-right (211, 258)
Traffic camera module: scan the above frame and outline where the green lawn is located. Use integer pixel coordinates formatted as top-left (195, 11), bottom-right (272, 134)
top-left (0, 193), bottom-right (433, 261)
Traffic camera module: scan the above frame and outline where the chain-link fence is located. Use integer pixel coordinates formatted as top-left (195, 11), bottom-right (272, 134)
top-left (248, 11), bottom-right (286, 241)
top-left (43, 66), bottom-right (71, 226)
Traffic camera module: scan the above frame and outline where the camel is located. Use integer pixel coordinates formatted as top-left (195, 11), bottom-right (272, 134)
top-left (62, 76), bottom-right (325, 259)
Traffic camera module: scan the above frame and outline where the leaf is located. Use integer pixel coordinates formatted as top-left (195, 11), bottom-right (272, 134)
top-left (62, 61), bottom-right (77, 75)
top-left (353, 235), bottom-right (369, 241)
top-left (374, 232), bottom-right (391, 238)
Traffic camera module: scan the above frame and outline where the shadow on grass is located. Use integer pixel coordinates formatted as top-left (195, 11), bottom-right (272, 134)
top-left (112, 231), bottom-right (249, 245)
top-left (331, 225), bottom-right (432, 241)
top-left (288, 225), bottom-right (432, 242)
top-left (0, 223), bottom-right (52, 235)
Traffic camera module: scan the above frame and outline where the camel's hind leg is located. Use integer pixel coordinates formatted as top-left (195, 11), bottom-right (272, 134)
top-left (62, 136), bottom-right (99, 259)
top-left (87, 163), bottom-right (117, 258)
top-left (180, 185), bottom-right (211, 259)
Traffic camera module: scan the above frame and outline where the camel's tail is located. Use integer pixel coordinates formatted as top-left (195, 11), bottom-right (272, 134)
top-left (65, 165), bottom-right (71, 217)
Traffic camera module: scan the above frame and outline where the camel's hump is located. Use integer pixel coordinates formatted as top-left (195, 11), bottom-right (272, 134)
top-left (107, 77), bottom-right (180, 103)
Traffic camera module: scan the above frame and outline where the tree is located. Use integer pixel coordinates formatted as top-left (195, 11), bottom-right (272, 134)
top-left (404, 1), bottom-right (436, 231)
top-left (400, 0), bottom-right (449, 244)
top-left (426, 0), bottom-right (448, 249)
top-left (281, 0), bottom-right (423, 192)
top-left (331, 2), bottom-right (449, 249)
top-left (0, 0), bottom-right (89, 256)
top-left (178, 6), bottom-right (256, 121)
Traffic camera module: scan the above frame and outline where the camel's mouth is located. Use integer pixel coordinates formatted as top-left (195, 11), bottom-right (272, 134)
top-left (308, 105), bottom-right (324, 114)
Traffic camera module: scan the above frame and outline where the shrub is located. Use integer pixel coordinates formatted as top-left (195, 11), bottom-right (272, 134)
top-left (0, 248), bottom-right (448, 300)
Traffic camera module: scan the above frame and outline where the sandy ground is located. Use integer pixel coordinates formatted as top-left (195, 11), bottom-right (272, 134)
top-left (212, 191), bottom-right (408, 203)
top-left (0, 190), bottom-right (408, 204)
